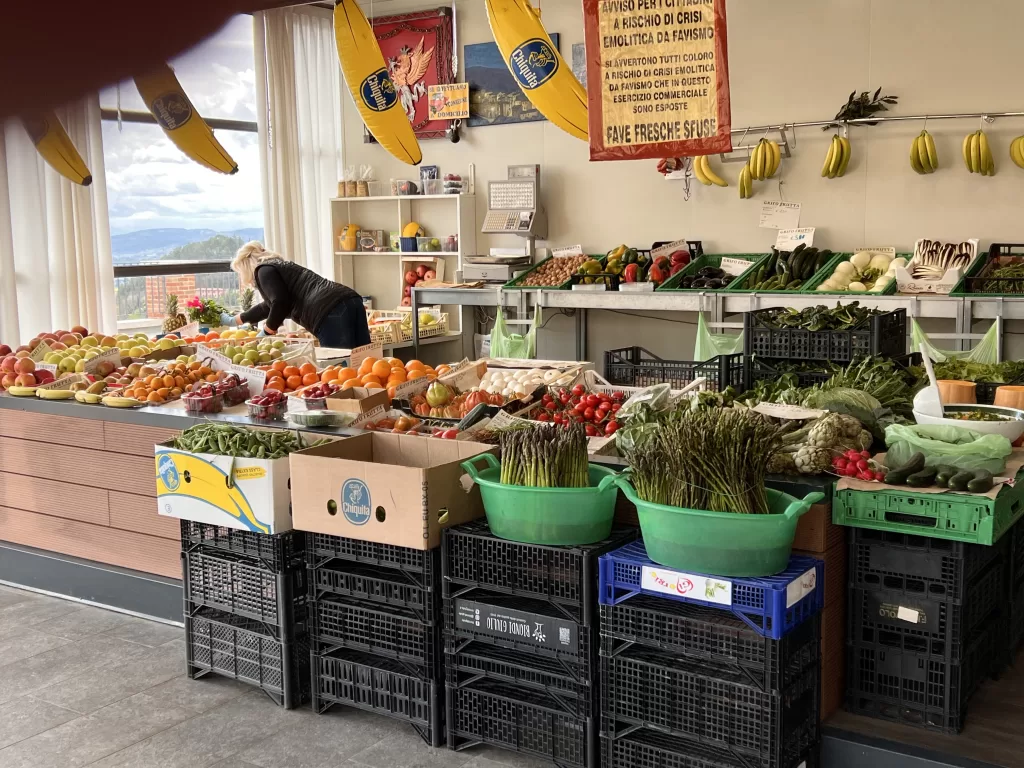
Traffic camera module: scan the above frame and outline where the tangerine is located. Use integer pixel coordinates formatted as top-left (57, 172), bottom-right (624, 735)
top-left (272, 360), bottom-right (288, 372)
top-left (405, 360), bottom-right (424, 371)
top-left (265, 379), bottom-right (285, 392)
top-left (299, 362), bottom-right (317, 377)
top-left (206, 331), bottom-right (220, 340)
top-left (407, 369), bottom-right (426, 380)
top-left (282, 365), bottom-right (300, 378)
top-left (286, 375), bottom-right (302, 390)
top-left (358, 357), bottom-right (377, 375)
top-left (301, 372), bottom-right (319, 386)
top-left (336, 367), bottom-right (358, 382)
top-left (371, 360), bottom-right (391, 379)
top-left (341, 379), bottom-right (360, 390)
top-left (360, 374), bottom-right (382, 387)
top-left (321, 368), bottom-right (339, 383)
top-left (364, 382), bottom-right (384, 390)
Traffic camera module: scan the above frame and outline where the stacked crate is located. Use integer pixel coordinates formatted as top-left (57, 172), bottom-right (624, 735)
top-left (845, 528), bottom-right (1007, 733)
top-left (443, 520), bottom-right (638, 768)
top-left (305, 533), bottom-right (443, 746)
top-left (181, 520), bottom-right (309, 708)
top-left (1010, 518), bottom-right (1024, 654)
top-left (598, 540), bottom-right (824, 768)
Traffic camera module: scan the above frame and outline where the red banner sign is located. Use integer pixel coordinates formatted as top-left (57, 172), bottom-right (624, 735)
top-left (583, 0), bottom-right (732, 161)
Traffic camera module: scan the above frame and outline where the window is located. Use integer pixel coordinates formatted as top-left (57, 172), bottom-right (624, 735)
top-left (99, 15), bottom-right (263, 325)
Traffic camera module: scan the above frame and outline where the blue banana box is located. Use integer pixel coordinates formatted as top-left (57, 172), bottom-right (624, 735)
top-left (154, 442), bottom-right (293, 534)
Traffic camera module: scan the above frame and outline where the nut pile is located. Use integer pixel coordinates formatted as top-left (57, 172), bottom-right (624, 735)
top-left (516, 255), bottom-right (588, 287)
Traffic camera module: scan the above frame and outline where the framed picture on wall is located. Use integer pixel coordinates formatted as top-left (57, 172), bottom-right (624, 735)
top-left (465, 34), bottom-right (561, 128)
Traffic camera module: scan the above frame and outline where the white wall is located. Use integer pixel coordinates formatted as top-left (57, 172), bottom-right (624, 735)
top-left (342, 0), bottom-right (1024, 366)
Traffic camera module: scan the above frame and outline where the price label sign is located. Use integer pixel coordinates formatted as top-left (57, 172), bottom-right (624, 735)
top-left (230, 364), bottom-right (267, 394)
top-left (775, 227), bottom-right (815, 250)
top-left (855, 246), bottom-right (896, 258)
top-left (394, 377), bottom-right (430, 400)
top-left (177, 322), bottom-right (200, 339)
top-left (551, 245), bottom-right (584, 258)
top-left (352, 404), bottom-right (387, 428)
top-left (759, 201), bottom-right (801, 230)
top-left (720, 257), bottom-right (753, 276)
top-left (651, 239), bottom-right (689, 261)
top-left (29, 341), bottom-right (53, 362)
top-left (84, 348), bottom-right (122, 374)
top-left (198, 346), bottom-right (235, 371)
top-left (349, 343), bottom-right (383, 368)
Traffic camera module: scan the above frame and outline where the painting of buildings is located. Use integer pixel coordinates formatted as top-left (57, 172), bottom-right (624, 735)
top-left (465, 34), bottom-right (560, 128)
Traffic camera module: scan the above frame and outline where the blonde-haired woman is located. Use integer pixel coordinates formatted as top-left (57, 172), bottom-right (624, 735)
top-left (228, 242), bottom-right (370, 348)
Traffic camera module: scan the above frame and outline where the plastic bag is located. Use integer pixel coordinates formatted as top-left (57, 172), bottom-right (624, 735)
top-left (884, 423), bottom-right (1012, 474)
top-left (489, 307), bottom-right (539, 360)
top-left (694, 312), bottom-right (743, 361)
top-left (910, 318), bottom-right (998, 364)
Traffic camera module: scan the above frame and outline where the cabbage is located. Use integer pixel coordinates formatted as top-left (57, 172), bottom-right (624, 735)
top-left (802, 387), bottom-right (882, 413)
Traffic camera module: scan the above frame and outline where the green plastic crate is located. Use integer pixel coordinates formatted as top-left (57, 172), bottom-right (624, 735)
top-left (724, 249), bottom-right (837, 294)
top-left (502, 254), bottom-right (603, 290)
top-left (656, 253), bottom-right (762, 292)
top-left (950, 246), bottom-right (1024, 297)
top-left (802, 253), bottom-right (908, 295)
top-left (832, 469), bottom-right (1024, 546)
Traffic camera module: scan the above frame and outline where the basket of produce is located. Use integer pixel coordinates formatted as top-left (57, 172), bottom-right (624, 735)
top-left (246, 390), bottom-right (287, 421)
top-left (727, 245), bottom-right (834, 293)
top-left (953, 243), bottom-right (1024, 296)
top-left (603, 348), bottom-right (745, 392)
top-left (657, 253), bottom-right (759, 291)
top-left (182, 385), bottom-right (223, 414)
top-left (503, 254), bottom-right (589, 289)
top-left (744, 302), bottom-right (907, 362)
top-left (216, 373), bottom-right (250, 407)
top-left (287, 410), bottom-right (351, 428)
top-left (806, 250), bottom-right (906, 294)
top-left (460, 423), bottom-right (619, 545)
top-left (618, 405), bottom-right (823, 576)
top-left (896, 238), bottom-right (978, 294)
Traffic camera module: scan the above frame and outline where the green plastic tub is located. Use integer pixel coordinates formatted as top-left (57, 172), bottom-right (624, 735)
top-left (461, 454), bottom-right (619, 545)
top-left (614, 477), bottom-right (824, 576)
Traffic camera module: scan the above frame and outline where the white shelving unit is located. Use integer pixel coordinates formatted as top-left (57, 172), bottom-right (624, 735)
top-left (330, 193), bottom-right (477, 357)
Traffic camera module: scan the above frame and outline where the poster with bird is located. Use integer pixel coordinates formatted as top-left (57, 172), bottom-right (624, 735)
top-left (368, 7), bottom-right (454, 141)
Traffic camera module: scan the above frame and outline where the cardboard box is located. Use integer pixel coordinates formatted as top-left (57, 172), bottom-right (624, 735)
top-left (326, 387), bottom-right (390, 415)
top-left (290, 432), bottom-right (494, 549)
top-left (155, 442), bottom-right (292, 534)
top-left (792, 502), bottom-right (844, 554)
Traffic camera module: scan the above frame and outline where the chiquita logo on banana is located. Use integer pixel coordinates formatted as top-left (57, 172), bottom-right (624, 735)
top-left (150, 93), bottom-right (193, 130)
top-left (361, 70), bottom-right (399, 112)
top-left (509, 39), bottom-right (559, 90)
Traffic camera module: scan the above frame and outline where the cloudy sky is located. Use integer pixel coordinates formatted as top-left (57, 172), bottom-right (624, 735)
top-left (99, 15), bottom-right (263, 236)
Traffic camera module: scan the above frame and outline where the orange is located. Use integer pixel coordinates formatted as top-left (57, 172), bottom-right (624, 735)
top-left (371, 360), bottom-right (391, 379)
top-left (387, 370), bottom-right (407, 384)
top-left (385, 357), bottom-right (402, 366)
top-left (364, 382), bottom-right (383, 390)
top-left (146, 392), bottom-right (164, 403)
top-left (301, 372), bottom-right (319, 386)
top-left (206, 331), bottom-right (220, 340)
top-left (164, 333), bottom-right (179, 341)
top-left (358, 357), bottom-right (377, 375)
top-left (286, 375), bottom-right (302, 390)
top-left (272, 360), bottom-right (287, 372)
top-left (360, 374), bottom-right (382, 387)
top-left (265, 379), bottom-right (285, 392)
top-left (387, 385), bottom-right (398, 400)
top-left (282, 365), bottom-right (300, 379)
top-left (194, 333), bottom-right (207, 342)
top-left (435, 365), bottom-right (451, 375)
top-left (405, 360), bottom-right (424, 371)
top-left (341, 378), bottom-right (361, 390)
top-left (407, 369), bottom-right (426, 380)
top-left (156, 387), bottom-right (171, 399)
top-left (426, 373), bottom-right (437, 381)
top-left (299, 362), bottom-right (317, 377)
top-left (336, 367), bottom-right (358, 382)
top-left (321, 368), bottom-right (339, 383)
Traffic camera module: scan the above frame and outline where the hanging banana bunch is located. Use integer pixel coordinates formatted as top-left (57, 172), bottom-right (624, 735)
top-left (747, 139), bottom-right (781, 181)
top-left (962, 130), bottom-right (995, 175)
top-left (910, 130), bottom-right (938, 174)
top-left (738, 165), bottom-right (753, 199)
top-left (1011, 136), bottom-right (1024, 170)
top-left (821, 134), bottom-right (852, 179)
top-left (692, 155), bottom-right (728, 187)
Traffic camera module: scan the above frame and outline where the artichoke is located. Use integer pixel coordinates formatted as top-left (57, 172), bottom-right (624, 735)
top-left (794, 445), bottom-right (832, 474)
top-left (767, 451), bottom-right (798, 475)
top-left (807, 413), bottom-right (843, 448)
top-left (835, 413), bottom-right (863, 438)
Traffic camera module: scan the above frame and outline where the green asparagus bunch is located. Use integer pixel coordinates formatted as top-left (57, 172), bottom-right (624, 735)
top-left (499, 423), bottom-right (589, 488)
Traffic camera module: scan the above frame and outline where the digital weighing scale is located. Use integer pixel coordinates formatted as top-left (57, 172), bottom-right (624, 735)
top-left (481, 165), bottom-right (548, 254)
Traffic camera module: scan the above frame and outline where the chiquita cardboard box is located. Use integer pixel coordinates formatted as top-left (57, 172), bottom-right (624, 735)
top-left (154, 442), bottom-right (293, 534)
top-left (290, 432), bottom-right (495, 549)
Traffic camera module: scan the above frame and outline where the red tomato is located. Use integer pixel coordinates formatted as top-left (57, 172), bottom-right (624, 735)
top-left (584, 407), bottom-right (596, 421)
top-left (605, 420), bottom-right (620, 435)
top-left (535, 412), bottom-right (550, 422)
top-left (610, 402), bottom-right (622, 412)
top-left (574, 401), bottom-right (588, 414)
top-left (585, 424), bottom-right (599, 437)
top-left (585, 394), bottom-right (600, 408)
top-left (559, 393), bottom-right (571, 405)
top-left (572, 384), bottom-right (586, 397)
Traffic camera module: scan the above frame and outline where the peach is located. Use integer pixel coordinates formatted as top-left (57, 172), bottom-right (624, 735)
top-left (14, 358), bottom-right (35, 375)
top-left (27, 338), bottom-right (41, 350)
top-left (59, 334), bottom-right (78, 346)
top-left (0, 356), bottom-right (15, 373)
top-left (0, 345), bottom-right (10, 356)
top-left (14, 373), bottom-right (36, 387)
top-left (49, 341), bottom-right (67, 350)
top-left (71, 325), bottom-right (88, 336)
top-left (14, 350), bottom-right (29, 358)
top-left (39, 333), bottom-right (58, 341)
top-left (15, 345), bottom-right (28, 353)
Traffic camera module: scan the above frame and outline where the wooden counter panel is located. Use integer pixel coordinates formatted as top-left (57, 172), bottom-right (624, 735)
top-left (0, 506), bottom-right (181, 579)
top-left (0, 437), bottom-right (154, 497)
top-left (103, 422), bottom-right (178, 457)
top-left (0, 472), bottom-right (108, 526)
top-left (0, 410), bottom-right (105, 448)
top-left (109, 492), bottom-right (179, 540)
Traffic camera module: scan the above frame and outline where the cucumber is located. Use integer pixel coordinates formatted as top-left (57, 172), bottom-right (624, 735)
top-left (935, 465), bottom-right (958, 487)
top-left (967, 470), bottom-right (994, 493)
top-left (947, 470), bottom-right (973, 491)
top-left (884, 452), bottom-right (926, 485)
top-left (906, 467), bottom-right (939, 488)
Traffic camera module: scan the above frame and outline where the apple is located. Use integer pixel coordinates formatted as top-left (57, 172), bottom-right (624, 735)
top-left (59, 334), bottom-right (77, 346)
top-left (71, 325), bottom-right (88, 336)
top-left (27, 338), bottom-right (41, 350)
top-left (15, 345), bottom-right (28, 353)
top-left (416, 265), bottom-right (428, 278)
top-left (0, 356), bottom-right (14, 373)
top-left (49, 341), bottom-right (67, 350)
top-left (0, 345), bottom-right (9, 356)
top-left (403, 285), bottom-right (413, 298)
top-left (1, 372), bottom-right (16, 389)
top-left (401, 297), bottom-right (412, 306)
top-left (14, 358), bottom-right (35, 375)
top-left (14, 350), bottom-right (30, 358)
top-left (405, 270), bottom-right (418, 286)
top-left (424, 269), bottom-right (436, 280)
top-left (34, 369), bottom-right (55, 385)
top-left (14, 373), bottom-right (36, 387)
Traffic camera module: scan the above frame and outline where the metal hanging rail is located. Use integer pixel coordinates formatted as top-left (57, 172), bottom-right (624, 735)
top-left (734, 110), bottom-right (1024, 135)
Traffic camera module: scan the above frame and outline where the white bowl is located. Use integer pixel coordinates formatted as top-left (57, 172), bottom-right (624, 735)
top-left (913, 404), bottom-right (1024, 442)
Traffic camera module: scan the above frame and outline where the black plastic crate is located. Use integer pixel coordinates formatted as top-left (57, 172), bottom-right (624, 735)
top-left (312, 646), bottom-right (442, 746)
top-left (180, 520), bottom-right (304, 571)
top-left (443, 520), bottom-right (637, 625)
top-left (307, 532), bottom-right (439, 585)
top-left (446, 591), bottom-right (595, 668)
top-left (601, 646), bottom-right (819, 768)
top-left (599, 597), bottom-right (820, 693)
top-left (185, 603), bottom-right (309, 709)
top-left (1011, 518), bottom-right (1024, 591)
top-left (447, 677), bottom-right (591, 768)
top-left (602, 348), bottom-right (744, 392)
top-left (310, 595), bottom-right (440, 670)
top-left (1010, 581), bottom-right (1024, 656)
top-left (849, 527), bottom-right (1003, 600)
top-left (310, 560), bottom-right (439, 623)
top-left (845, 613), bottom-right (1001, 734)
top-left (744, 306), bottom-right (907, 362)
top-left (745, 353), bottom-right (920, 393)
top-left (601, 727), bottom-right (819, 768)
top-left (848, 557), bottom-right (1005, 660)
top-left (446, 640), bottom-right (594, 718)
top-left (184, 549), bottom-right (306, 627)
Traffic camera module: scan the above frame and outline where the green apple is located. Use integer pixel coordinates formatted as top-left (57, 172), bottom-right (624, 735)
top-left (74, 359), bottom-right (86, 372)
top-left (244, 350), bottom-right (259, 362)
top-left (232, 353), bottom-right (245, 364)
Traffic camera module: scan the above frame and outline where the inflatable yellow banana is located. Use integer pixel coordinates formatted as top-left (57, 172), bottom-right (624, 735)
top-left (21, 111), bottom-right (92, 186)
top-left (485, 0), bottom-right (588, 141)
top-left (334, 0), bottom-right (422, 165)
top-left (134, 63), bottom-right (238, 174)
top-left (155, 451), bottom-right (267, 534)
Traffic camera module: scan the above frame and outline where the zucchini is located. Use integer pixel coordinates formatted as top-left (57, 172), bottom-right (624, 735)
top-left (967, 470), bottom-right (995, 493)
top-left (934, 465), bottom-right (958, 487)
top-left (884, 452), bottom-right (926, 485)
top-left (906, 467), bottom-right (939, 488)
top-left (947, 470), bottom-right (973, 491)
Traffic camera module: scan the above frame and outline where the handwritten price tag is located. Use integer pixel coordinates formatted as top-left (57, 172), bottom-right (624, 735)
top-left (551, 245), bottom-right (584, 258)
top-left (759, 201), bottom-right (801, 230)
top-left (352, 404), bottom-right (387, 428)
top-left (84, 348), bottom-right (122, 374)
top-left (776, 227), bottom-right (815, 250)
top-left (395, 377), bottom-right (430, 400)
top-left (350, 343), bottom-right (383, 368)
top-left (177, 322), bottom-right (200, 339)
top-left (651, 239), bottom-right (689, 260)
top-left (29, 341), bottom-right (53, 362)
top-left (230, 364), bottom-right (267, 394)
top-left (720, 257), bottom-right (753, 276)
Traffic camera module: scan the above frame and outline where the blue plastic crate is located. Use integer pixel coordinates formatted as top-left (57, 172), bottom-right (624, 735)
top-left (598, 541), bottom-right (823, 639)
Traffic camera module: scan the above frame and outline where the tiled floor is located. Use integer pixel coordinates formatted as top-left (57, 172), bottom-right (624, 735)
top-left (0, 584), bottom-right (548, 768)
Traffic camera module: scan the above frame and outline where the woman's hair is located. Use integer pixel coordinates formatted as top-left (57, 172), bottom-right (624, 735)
top-left (231, 241), bottom-right (282, 287)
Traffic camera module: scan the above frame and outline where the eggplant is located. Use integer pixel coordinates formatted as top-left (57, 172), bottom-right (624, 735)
top-left (697, 266), bottom-right (725, 279)
top-left (691, 278), bottom-right (710, 288)
top-left (707, 278), bottom-right (724, 288)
